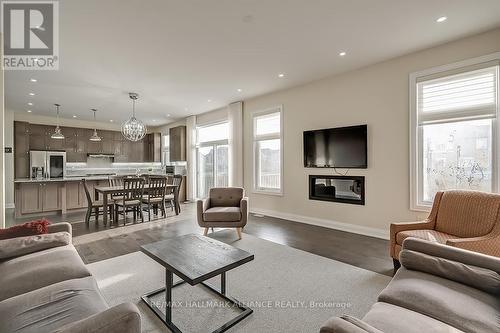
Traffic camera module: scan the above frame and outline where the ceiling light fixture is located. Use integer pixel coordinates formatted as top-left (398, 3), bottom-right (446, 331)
top-left (167, 114), bottom-right (171, 117)
top-left (51, 104), bottom-right (65, 140)
top-left (27, 110), bottom-right (32, 113)
top-left (29, 92), bottom-right (35, 96)
top-left (72, 115), bottom-right (77, 118)
top-left (28, 102), bottom-right (33, 106)
top-left (207, 99), bottom-right (212, 102)
top-left (339, 51), bottom-right (347, 56)
top-left (89, 109), bottom-right (102, 142)
top-left (122, 92), bottom-right (147, 142)
top-left (30, 78), bottom-right (37, 82)
top-left (110, 120), bottom-right (114, 122)
top-left (278, 73), bottom-right (285, 78)
top-left (436, 16), bottom-right (447, 23)
top-left (237, 88), bottom-right (242, 92)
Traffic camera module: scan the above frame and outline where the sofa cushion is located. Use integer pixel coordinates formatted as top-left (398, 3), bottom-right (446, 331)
top-left (0, 245), bottom-right (91, 301)
top-left (400, 249), bottom-right (500, 294)
top-left (396, 229), bottom-right (457, 245)
top-left (209, 187), bottom-right (243, 207)
top-left (378, 268), bottom-right (499, 333)
top-left (0, 232), bottom-right (71, 260)
top-left (0, 276), bottom-right (108, 333)
top-left (434, 190), bottom-right (500, 237)
top-left (363, 302), bottom-right (465, 333)
top-left (203, 207), bottom-right (242, 222)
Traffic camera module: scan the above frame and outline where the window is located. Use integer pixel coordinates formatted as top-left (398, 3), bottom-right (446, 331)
top-left (253, 106), bottom-right (283, 194)
top-left (161, 134), bottom-right (169, 164)
top-left (196, 122), bottom-right (229, 198)
top-left (411, 57), bottom-right (499, 210)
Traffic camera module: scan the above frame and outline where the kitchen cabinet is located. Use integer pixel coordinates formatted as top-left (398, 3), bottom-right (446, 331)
top-left (14, 122), bottom-right (30, 178)
top-left (28, 124), bottom-right (47, 150)
top-left (19, 183), bottom-right (43, 214)
top-left (169, 126), bottom-right (186, 161)
top-left (42, 183), bottom-right (62, 211)
top-left (18, 182), bottom-right (62, 214)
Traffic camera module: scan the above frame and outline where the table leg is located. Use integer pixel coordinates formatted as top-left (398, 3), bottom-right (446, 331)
top-left (221, 272), bottom-right (226, 295)
top-left (94, 188), bottom-right (99, 201)
top-left (166, 269), bottom-right (173, 323)
top-left (102, 193), bottom-right (108, 226)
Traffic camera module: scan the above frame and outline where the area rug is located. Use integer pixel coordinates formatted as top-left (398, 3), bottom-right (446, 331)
top-left (87, 230), bottom-right (390, 333)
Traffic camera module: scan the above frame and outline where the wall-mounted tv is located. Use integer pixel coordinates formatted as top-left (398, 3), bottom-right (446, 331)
top-left (303, 125), bottom-right (367, 168)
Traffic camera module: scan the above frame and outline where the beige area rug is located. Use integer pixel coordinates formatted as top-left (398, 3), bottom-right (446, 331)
top-left (87, 230), bottom-right (390, 332)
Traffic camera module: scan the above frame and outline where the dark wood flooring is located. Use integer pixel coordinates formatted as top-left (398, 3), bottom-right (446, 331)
top-left (5, 204), bottom-right (393, 276)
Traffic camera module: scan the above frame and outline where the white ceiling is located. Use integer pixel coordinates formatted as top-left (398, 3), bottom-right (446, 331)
top-left (5, 0), bottom-right (500, 126)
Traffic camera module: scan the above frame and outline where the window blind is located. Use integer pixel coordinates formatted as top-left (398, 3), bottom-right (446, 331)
top-left (417, 65), bottom-right (498, 125)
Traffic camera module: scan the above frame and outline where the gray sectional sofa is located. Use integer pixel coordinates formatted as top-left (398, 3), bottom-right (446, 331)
top-left (0, 222), bottom-right (141, 333)
top-left (321, 237), bottom-right (500, 333)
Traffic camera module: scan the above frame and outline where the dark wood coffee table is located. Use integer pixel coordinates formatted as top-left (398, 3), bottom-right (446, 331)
top-left (140, 234), bottom-right (254, 333)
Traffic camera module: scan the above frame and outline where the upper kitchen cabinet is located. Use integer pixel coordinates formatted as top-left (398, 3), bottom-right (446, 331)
top-left (169, 126), bottom-right (186, 161)
top-left (14, 122), bottom-right (30, 178)
top-left (28, 124), bottom-right (47, 150)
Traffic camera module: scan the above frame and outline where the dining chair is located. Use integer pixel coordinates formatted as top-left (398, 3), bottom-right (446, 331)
top-left (114, 177), bottom-right (145, 225)
top-left (165, 175), bottom-right (182, 213)
top-left (141, 175), bottom-right (167, 221)
top-left (108, 175), bottom-right (124, 202)
top-left (82, 179), bottom-right (114, 225)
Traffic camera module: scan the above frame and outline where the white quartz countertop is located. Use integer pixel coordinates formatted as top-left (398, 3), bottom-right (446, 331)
top-left (14, 176), bottom-right (113, 183)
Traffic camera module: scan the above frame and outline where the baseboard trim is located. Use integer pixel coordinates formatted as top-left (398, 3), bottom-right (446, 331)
top-left (5, 203), bottom-right (14, 209)
top-left (250, 208), bottom-right (389, 240)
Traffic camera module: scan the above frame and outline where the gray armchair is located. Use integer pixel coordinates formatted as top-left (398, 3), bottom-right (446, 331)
top-left (197, 187), bottom-right (248, 239)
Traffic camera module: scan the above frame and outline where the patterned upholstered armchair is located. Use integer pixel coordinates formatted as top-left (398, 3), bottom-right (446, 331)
top-left (390, 190), bottom-right (500, 269)
top-left (197, 187), bottom-right (248, 239)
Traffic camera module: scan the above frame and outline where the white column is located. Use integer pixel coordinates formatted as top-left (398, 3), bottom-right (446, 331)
top-left (185, 115), bottom-right (197, 201)
top-left (228, 101), bottom-right (243, 187)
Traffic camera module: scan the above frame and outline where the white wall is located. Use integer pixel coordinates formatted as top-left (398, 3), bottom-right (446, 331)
top-left (0, 34), bottom-right (4, 227)
top-left (243, 28), bottom-right (500, 238)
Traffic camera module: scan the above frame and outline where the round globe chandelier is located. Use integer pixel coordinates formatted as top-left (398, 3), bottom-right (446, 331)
top-left (122, 92), bottom-right (147, 141)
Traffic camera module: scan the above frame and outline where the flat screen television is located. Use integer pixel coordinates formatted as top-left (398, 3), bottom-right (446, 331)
top-left (303, 125), bottom-right (367, 168)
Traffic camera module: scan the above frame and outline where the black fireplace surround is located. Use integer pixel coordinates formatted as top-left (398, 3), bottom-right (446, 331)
top-left (309, 175), bottom-right (365, 205)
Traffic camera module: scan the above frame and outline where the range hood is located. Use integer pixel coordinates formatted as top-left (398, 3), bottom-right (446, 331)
top-left (87, 153), bottom-right (115, 159)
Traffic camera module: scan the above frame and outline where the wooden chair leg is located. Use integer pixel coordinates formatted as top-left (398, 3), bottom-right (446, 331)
top-left (94, 207), bottom-right (99, 223)
top-left (236, 227), bottom-right (242, 240)
top-left (203, 227), bottom-right (209, 236)
top-left (148, 203), bottom-right (151, 221)
top-left (85, 208), bottom-right (91, 224)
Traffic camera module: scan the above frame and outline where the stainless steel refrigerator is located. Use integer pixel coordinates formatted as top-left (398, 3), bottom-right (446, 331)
top-left (29, 151), bottom-right (66, 179)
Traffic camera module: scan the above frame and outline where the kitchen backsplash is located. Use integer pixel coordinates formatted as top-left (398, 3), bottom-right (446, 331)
top-left (66, 161), bottom-right (187, 177)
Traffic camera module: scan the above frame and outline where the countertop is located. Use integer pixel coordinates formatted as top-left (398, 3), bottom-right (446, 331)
top-left (14, 173), bottom-right (170, 183)
top-left (14, 176), bottom-right (113, 183)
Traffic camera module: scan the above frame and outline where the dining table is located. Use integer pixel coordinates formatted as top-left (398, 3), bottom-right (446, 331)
top-left (94, 184), bottom-right (180, 226)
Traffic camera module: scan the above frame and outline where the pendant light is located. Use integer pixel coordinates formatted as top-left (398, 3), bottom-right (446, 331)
top-left (51, 104), bottom-right (65, 139)
top-left (89, 108), bottom-right (102, 142)
top-left (121, 92), bottom-right (147, 141)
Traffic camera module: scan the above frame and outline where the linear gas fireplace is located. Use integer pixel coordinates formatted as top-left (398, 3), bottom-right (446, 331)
top-left (309, 175), bottom-right (365, 205)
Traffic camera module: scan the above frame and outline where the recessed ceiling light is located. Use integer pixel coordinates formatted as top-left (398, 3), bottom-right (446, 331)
top-left (339, 51), bottom-right (347, 56)
top-left (109, 119), bottom-right (114, 122)
top-left (29, 92), bottom-right (35, 96)
top-left (208, 99), bottom-right (212, 102)
top-left (237, 88), bottom-right (242, 92)
top-left (27, 110), bottom-right (32, 113)
top-left (167, 114), bottom-right (171, 117)
top-left (436, 16), bottom-right (447, 23)
top-left (72, 115), bottom-right (77, 118)
top-left (278, 73), bottom-right (285, 78)
top-left (184, 107), bottom-right (188, 111)
top-left (28, 102), bottom-right (33, 106)
top-left (30, 78), bottom-right (37, 82)
top-left (152, 119), bottom-right (156, 122)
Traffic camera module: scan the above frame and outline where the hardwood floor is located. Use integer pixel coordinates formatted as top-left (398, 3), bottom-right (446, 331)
top-left (5, 204), bottom-right (393, 276)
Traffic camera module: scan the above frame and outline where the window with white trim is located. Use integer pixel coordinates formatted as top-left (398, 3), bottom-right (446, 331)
top-left (411, 59), bottom-right (499, 210)
top-left (253, 107), bottom-right (283, 194)
top-left (196, 122), bottom-right (229, 198)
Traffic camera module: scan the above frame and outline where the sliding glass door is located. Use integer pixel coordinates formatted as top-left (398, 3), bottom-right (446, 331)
top-left (196, 122), bottom-right (229, 198)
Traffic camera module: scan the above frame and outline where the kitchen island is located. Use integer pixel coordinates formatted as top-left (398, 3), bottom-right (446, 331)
top-left (14, 176), bottom-right (112, 218)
